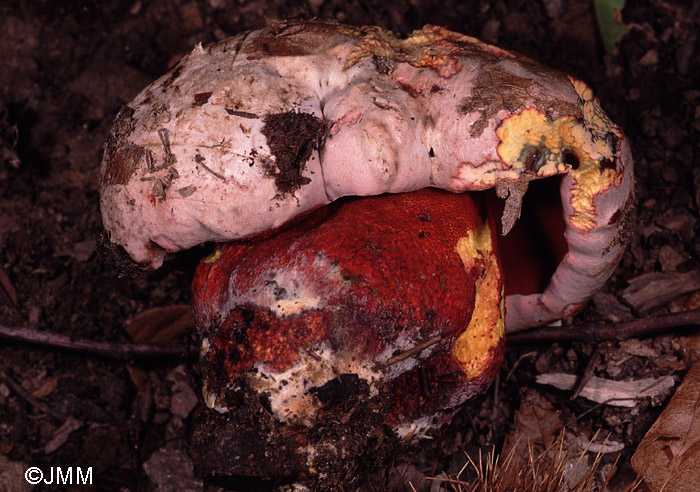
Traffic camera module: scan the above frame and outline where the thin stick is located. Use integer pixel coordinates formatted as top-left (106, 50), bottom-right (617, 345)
top-left (508, 308), bottom-right (700, 345)
top-left (2, 309), bottom-right (698, 362)
top-left (0, 324), bottom-right (185, 361)
top-left (382, 335), bottom-right (442, 368)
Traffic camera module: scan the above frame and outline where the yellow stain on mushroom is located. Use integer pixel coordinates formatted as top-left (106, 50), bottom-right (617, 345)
top-left (452, 222), bottom-right (505, 380)
top-left (203, 244), bottom-right (223, 264)
top-left (496, 107), bottom-right (620, 231)
top-left (569, 76), bottom-right (622, 139)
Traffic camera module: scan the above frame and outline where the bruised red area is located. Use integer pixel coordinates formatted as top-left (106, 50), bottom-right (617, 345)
top-left (191, 187), bottom-right (504, 429)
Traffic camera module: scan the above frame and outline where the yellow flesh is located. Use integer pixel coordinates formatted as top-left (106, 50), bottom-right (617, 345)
top-left (452, 222), bottom-right (505, 379)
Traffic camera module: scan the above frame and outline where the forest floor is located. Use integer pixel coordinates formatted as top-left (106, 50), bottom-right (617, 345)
top-left (1, 0), bottom-right (699, 491)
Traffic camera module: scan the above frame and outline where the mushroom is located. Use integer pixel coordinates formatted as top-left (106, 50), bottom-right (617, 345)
top-left (98, 19), bottom-right (634, 490)
top-left (189, 188), bottom-right (504, 487)
top-left (99, 20), bottom-right (633, 331)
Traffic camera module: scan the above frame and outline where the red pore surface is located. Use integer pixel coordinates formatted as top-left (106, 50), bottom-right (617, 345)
top-left (192, 188), bottom-right (504, 432)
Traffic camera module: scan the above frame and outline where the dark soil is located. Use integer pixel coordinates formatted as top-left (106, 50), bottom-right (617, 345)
top-left (1, 0), bottom-right (698, 491)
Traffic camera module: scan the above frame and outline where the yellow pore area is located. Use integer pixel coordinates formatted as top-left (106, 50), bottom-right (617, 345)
top-left (496, 107), bottom-right (619, 231)
top-left (452, 222), bottom-right (505, 380)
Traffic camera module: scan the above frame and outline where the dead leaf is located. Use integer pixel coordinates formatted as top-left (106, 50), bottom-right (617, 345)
top-left (127, 304), bottom-right (193, 343)
top-left (30, 376), bottom-right (58, 399)
top-left (578, 434), bottom-right (625, 454)
top-left (45, 417), bottom-right (83, 454)
top-left (536, 373), bottom-right (675, 407)
top-left (126, 305), bottom-right (193, 395)
top-left (592, 292), bottom-right (633, 322)
top-left (622, 270), bottom-right (700, 311)
top-left (632, 361), bottom-right (700, 491)
top-left (126, 365), bottom-right (151, 392)
top-left (656, 214), bottom-right (697, 235)
top-left (502, 389), bottom-right (562, 466)
top-left (383, 464), bottom-right (430, 492)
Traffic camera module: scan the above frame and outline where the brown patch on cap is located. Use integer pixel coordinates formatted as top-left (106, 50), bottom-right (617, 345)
top-left (225, 109), bottom-right (259, 119)
top-left (261, 112), bottom-right (326, 196)
top-left (245, 21), bottom-right (339, 59)
top-left (160, 63), bottom-right (183, 92)
top-left (193, 91), bottom-right (212, 106)
top-left (100, 106), bottom-right (146, 187)
top-left (459, 64), bottom-right (581, 138)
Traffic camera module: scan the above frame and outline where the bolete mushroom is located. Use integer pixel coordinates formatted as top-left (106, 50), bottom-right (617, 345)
top-left (99, 20), bottom-right (633, 331)
top-left (189, 188), bottom-right (503, 487)
top-left (98, 19), bottom-right (634, 490)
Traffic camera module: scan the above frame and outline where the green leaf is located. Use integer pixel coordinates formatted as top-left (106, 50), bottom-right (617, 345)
top-left (594, 0), bottom-right (630, 55)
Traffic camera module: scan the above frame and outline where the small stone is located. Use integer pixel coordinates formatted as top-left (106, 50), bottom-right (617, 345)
top-left (153, 411), bottom-right (170, 425)
top-left (542, 0), bottom-right (565, 18)
top-left (639, 49), bottom-right (659, 66)
top-left (143, 447), bottom-right (203, 492)
top-left (658, 245), bottom-right (688, 272)
top-left (153, 384), bottom-right (170, 411)
top-left (170, 381), bottom-right (198, 419)
top-left (0, 454), bottom-right (32, 492)
top-left (662, 165), bottom-right (678, 183)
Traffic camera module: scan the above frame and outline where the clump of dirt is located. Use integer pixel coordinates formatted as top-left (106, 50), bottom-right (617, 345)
top-left (261, 111), bottom-right (326, 196)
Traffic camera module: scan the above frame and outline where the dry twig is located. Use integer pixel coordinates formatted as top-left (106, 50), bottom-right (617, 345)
top-left (2, 308), bottom-right (698, 362)
top-left (0, 324), bottom-right (185, 361)
top-left (508, 308), bottom-right (700, 345)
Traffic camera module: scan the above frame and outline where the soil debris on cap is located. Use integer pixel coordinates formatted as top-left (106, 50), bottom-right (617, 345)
top-left (261, 111), bottom-right (326, 196)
